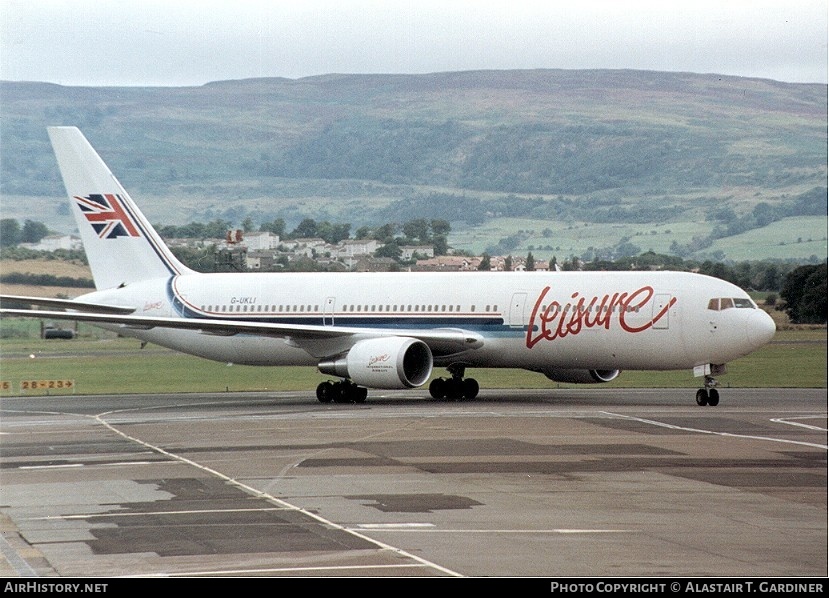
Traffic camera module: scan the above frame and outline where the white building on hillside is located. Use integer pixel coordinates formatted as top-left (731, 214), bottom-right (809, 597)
top-left (19, 234), bottom-right (80, 251)
top-left (241, 231), bottom-right (280, 251)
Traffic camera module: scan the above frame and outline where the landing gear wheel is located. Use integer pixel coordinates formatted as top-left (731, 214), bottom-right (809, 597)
top-left (317, 381), bottom-right (335, 403)
top-left (430, 365), bottom-right (480, 401)
top-left (429, 378), bottom-right (446, 399)
top-left (318, 380), bottom-right (367, 404)
top-left (353, 386), bottom-right (368, 404)
top-left (447, 378), bottom-right (464, 400)
top-left (334, 381), bottom-right (353, 403)
top-left (462, 378), bottom-right (479, 400)
top-left (695, 374), bottom-right (721, 407)
top-left (707, 388), bottom-right (720, 406)
top-left (703, 374), bottom-right (720, 407)
top-left (429, 377), bottom-right (463, 400)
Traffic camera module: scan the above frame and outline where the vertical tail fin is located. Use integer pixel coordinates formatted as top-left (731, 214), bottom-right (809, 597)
top-left (47, 127), bottom-right (194, 290)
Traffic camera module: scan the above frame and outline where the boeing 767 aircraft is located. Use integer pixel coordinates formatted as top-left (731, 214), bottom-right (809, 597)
top-left (0, 127), bottom-right (777, 405)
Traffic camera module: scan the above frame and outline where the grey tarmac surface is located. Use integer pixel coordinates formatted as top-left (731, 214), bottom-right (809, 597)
top-left (0, 388), bottom-right (826, 578)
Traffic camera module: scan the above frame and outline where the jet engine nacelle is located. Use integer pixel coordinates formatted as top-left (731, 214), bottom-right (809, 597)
top-left (318, 337), bottom-right (433, 389)
top-left (539, 368), bottom-right (621, 384)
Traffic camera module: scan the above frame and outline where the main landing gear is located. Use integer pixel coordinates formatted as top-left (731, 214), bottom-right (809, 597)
top-left (695, 375), bottom-right (720, 407)
top-left (317, 379), bottom-right (368, 404)
top-left (429, 364), bottom-right (480, 400)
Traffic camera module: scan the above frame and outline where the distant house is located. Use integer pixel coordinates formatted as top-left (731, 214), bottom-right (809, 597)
top-left (246, 251), bottom-right (279, 270)
top-left (400, 245), bottom-right (434, 261)
top-left (242, 231), bottom-right (280, 251)
top-left (513, 262), bottom-right (551, 272)
top-left (335, 239), bottom-right (380, 259)
top-left (355, 257), bottom-right (398, 272)
top-left (414, 256), bottom-right (482, 271)
top-left (19, 234), bottom-right (80, 252)
top-left (280, 237), bottom-right (328, 258)
top-left (167, 237), bottom-right (211, 249)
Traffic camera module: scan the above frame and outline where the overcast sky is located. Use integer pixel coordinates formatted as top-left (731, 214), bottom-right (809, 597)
top-left (1, 0), bottom-right (827, 86)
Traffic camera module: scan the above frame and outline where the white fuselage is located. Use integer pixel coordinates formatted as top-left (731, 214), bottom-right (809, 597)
top-left (80, 269), bottom-right (776, 373)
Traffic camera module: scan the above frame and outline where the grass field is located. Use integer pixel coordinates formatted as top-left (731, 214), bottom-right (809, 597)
top-left (449, 215), bottom-right (829, 263)
top-left (0, 321), bottom-right (824, 396)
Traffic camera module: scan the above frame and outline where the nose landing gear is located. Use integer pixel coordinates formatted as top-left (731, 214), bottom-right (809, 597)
top-left (695, 375), bottom-right (720, 406)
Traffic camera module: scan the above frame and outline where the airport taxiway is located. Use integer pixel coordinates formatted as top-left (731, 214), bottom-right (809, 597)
top-left (0, 388), bottom-right (826, 577)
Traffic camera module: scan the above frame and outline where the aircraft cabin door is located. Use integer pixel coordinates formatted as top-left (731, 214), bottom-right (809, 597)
top-left (652, 294), bottom-right (672, 329)
top-left (323, 296), bottom-right (335, 326)
top-left (509, 292), bottom-right (527, 328)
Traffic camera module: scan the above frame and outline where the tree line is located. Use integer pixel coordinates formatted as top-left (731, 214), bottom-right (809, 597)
top-left (779, 263), bottom-right (827, 324)
top-left (0, 219), bottom-right (50, 246)
top-left (155, 216), bottom-right (453, 258)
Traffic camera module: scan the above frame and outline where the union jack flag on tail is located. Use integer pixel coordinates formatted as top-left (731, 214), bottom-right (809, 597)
top-left (74, 194), bottom-right (140, 239)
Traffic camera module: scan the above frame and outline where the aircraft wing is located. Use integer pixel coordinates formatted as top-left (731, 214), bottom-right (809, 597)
top-left (0, 307), bottom-right (484, 357)
top-left (0, 294), bottom-right (136, 315)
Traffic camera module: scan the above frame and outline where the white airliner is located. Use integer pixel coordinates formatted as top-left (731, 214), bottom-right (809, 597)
top-left (1, 127), bottom-right (777, 406)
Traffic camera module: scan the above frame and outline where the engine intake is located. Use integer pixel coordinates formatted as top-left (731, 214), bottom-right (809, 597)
top-left (538, 368), bottom-right (621, 384)
top-left (318, 337), bottom-right (433, 389)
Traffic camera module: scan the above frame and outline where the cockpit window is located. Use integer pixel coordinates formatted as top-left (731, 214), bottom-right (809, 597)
top-left (708, 297), bottom-right (756, 311)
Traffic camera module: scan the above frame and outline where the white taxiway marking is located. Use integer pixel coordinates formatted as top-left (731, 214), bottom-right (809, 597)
top-left (352, 526), bottom-right (633, 534)
top-left (18, 463), bottom-right (83, 470)
top-left (603, 411), bottom-right (828, 450)
top-left (0, 531), bottom-right (38, 577)
top-left (134, 563), bottom-right (430, 577)
top-left (18, 461), bottom-right (157, 470)
top-left (28, 507), bottom-right (291, 521)
top-left (353, 523), bottom-right (435, 529)
top-left (770, 416), bottom-right (828, 432)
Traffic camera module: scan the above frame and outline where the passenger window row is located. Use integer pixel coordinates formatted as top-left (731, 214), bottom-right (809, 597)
top-left (199, 304), bottom-right (500, 314)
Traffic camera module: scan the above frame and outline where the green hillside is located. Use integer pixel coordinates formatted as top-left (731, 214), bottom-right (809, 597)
top-left (1, 70), bottom-right (825, 263)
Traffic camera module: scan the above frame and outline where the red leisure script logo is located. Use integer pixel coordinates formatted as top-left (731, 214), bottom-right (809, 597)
top-left (526, 285), bottom-right (677, 348)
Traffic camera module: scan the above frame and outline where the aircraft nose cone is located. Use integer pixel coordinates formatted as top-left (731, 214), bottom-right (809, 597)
top-left (747, 309), bottom-right (776, 349)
